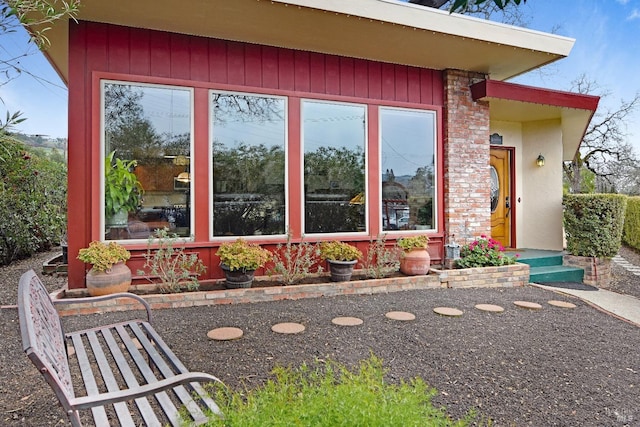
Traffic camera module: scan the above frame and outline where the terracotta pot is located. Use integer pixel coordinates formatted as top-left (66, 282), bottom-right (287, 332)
top-left (221, 263), bottom-right (255, 288)
top-left (327, 259), bottom-right (357, 282)
top-left (86, 261), bottom-right (132, 296)
top-left (400, 248), bottom-right (431, 276)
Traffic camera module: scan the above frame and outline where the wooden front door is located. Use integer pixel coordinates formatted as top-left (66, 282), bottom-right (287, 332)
top-left (490, 148), bottom-right (512, 247)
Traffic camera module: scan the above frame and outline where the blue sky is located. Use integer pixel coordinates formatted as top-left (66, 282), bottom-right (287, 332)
top-left (2, 0), bottom-right (640, 149)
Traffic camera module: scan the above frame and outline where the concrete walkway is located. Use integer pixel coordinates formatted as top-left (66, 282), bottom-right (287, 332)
top-left (532, 253), bottom-right (640, 327)
top-left (532, 284), bottom-right (640, 326)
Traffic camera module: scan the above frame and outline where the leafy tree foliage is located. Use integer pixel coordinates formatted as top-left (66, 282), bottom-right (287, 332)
top-left (0, 124), bottom-right (67, 264)
top-left (1, 1), bottom-right (79, 93)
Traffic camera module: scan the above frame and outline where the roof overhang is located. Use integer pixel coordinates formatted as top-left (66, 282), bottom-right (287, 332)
top-left (34, 0), bottom-right (576, 84)
top-left (471, 80), bottom-right (600, 160)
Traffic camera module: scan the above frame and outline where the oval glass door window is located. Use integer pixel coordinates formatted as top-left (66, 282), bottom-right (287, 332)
top-left (490, 166), bottom-right (499, 212)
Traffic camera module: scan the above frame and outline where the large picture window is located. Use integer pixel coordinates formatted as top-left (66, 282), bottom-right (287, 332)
top-left (102, 81), bottom-right (193, 240)
top-left (380, 107), bottom-right (436, 232)
top-left (211, 92), bottom-right (286, 237)
top-left (303, 100), bottom-right (367, 234)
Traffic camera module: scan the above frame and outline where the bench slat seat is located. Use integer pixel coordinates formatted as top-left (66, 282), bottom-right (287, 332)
top-left (18, 269), bottom-right (223, 427)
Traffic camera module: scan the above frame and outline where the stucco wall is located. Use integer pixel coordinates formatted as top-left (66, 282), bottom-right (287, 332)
top-left (490, 119), bottom-right (564, 250)
top-left (521, 120), bottom-right (564, 250)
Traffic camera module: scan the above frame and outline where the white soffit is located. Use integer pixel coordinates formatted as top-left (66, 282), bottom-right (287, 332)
top-left (36, 0), bottom-right (575, 84)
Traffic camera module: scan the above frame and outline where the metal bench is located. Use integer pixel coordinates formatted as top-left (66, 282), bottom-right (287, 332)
top-left (18, 269), bottom-right (223, 426)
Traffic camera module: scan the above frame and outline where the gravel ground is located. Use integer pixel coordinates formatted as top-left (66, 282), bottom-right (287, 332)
top-left (1, 248), bottom-right (639, 426)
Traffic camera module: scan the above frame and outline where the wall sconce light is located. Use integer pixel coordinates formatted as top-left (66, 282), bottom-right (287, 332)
top-left (536, 154), bottom-right (545, 167)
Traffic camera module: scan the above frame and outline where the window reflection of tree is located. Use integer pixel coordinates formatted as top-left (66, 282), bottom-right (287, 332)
top-left (380, 108), bottom-right (435, 231)
top-left (211, 93), bottom-right (286, 236)
top-left (304, 146), bottom-right (366, 233)
top-left (103, 82), bottom-right (192, 238)
top-left (104, 84), bottom-right (191, 161)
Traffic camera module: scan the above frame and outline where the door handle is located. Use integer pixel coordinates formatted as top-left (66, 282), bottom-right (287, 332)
top-left (505, 196), bottom-right (511, 218)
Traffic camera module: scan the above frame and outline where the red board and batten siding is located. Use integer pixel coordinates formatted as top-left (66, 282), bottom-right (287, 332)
top-left (67, 21), bottom-right (445, 288)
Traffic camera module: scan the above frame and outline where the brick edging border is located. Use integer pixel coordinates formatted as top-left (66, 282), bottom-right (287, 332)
top-left (51, 263), bottom-right (530, 316)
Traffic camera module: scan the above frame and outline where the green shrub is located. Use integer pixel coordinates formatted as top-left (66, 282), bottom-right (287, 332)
top-left (623, 197), bottom-right (640, 250)
top-left (0, 138), bottom-right (67, 265)
top-left (563, 194), bottom-right (627, 258)
top-left (202, 355), bottom-right (472, 426)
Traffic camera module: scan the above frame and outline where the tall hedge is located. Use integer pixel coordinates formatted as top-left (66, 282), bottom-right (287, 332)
top-left (0, 139), bottom-right (67, 265)
top-left (623, 197), bottom-right (640, 251)
top-left (563, 194), bottom-right (627, 258)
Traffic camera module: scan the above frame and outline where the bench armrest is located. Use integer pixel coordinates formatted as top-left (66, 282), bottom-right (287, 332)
top-left (69, 372), bottom-right (224, 410)
top-left (53, 292), bottom-right (153, 323)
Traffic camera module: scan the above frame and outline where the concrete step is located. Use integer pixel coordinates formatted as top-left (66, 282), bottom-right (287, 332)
top-left (529, 265), bottom-right (584, 284)
top-left (515, 250), bottom-right (564, 268)
top-left (519, 255), bottom-right (564, 268)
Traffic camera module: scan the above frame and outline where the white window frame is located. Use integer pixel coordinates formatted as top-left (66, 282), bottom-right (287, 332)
top-left (100, 79), bottom-right (195, 242)
top-left (301, 98), bottom-right (369, 238)
top-left (208, 89), bottom-right (289, 241)
top-left (378, 106), bottom-right (438, 235)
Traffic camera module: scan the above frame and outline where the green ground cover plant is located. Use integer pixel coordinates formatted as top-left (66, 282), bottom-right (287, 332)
top-left (201, 355), bottom-right (473, 426)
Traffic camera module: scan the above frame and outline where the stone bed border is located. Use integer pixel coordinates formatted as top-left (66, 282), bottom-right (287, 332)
top-left (52, 263), bottom-right (530, 317)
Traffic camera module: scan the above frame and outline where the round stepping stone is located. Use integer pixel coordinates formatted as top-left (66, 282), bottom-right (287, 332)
top-left (207, 327), bottom-right (244, 341)
top-left (475, 303), bottom-right (505, 313)
top-left (513, 301), bottom-right (542, 310)
top-left (271, 322), bottom-right (305, 334)
top-left (433, 307), bottom-right (464, 317)
top-left (332, 316), bottom-right (363, 326)
top-left (548, 300), bottom-right (577, 309)
top-left (385, 311), bottom-right (416, 321)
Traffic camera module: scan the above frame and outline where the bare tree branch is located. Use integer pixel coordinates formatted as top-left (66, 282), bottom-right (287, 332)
top-left (565, 75), bottom-right (640, 194)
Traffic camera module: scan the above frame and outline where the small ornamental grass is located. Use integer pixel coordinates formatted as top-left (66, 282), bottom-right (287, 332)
top-left (201, 355), bottom-right (472, 427)
top-left (363, 234), bottom-right (401, 279)
top-left (456, 235), bottom-right (517, 269)
top-left (137, 228), bottom-right (206, 293)
top-left (268, 232), bottom-right (323, 285)
top-left (77, 241), bottom-right (131, 273)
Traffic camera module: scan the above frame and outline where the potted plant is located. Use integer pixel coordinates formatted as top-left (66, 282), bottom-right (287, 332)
top-left (217, 239), bottom-right (272, 288)
top-left (397, 235), bottom-right (430, 275)
top-left (104, 150), bottom-right (144, 226)
top-left (319, 241), bottom-right (362, 282)
top-left (77, 241), bottom-right (132, 296)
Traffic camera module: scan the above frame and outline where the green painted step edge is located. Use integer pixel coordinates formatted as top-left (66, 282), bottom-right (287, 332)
top-left (530, 265), bottom-right (584, 283)
top-left (518, 255), bottom-right (564, 268)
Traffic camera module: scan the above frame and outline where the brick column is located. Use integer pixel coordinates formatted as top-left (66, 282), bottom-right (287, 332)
top-left (443, 69), bottom-right (491, 245)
